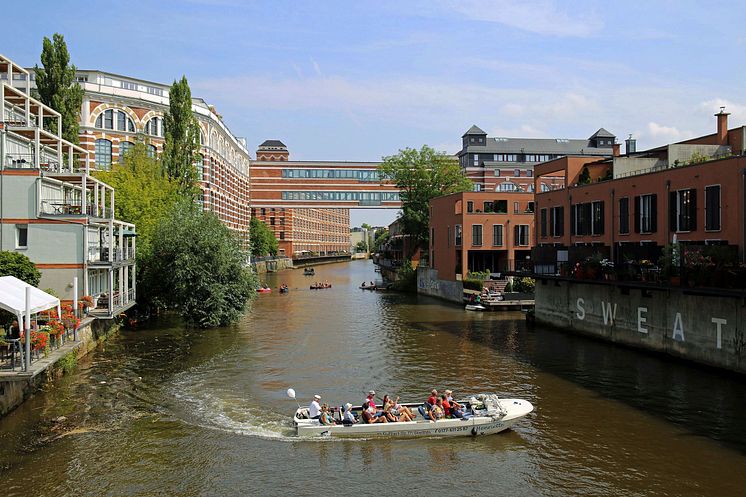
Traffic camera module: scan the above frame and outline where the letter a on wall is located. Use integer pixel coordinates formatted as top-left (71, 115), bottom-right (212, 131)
top-left (672, 312), bottom-right (685, 342)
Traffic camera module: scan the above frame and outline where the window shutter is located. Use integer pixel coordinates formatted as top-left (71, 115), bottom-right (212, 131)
top-left (650, 194), bottom-right (658, 232)
top-left (669, 191), bottom-right (677, 232)
top-left (689, 188), bottom-right (697, 231)
top-left (514, 225), bottom-right (519, 247)
top-left (634, 196), bottom-right (640, 233)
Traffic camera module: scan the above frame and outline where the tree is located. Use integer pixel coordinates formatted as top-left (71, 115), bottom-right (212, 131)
top-left (249, 217), bottom-right (279, 258)
top-left (94, 143), bottom-right (181, 254)
top-left (379, 145), bottom-right (472, 253)
top-left (34, 33), bottom-right (84, 144)
top-left (138, 201), bottom-right (257, 327)
top-left (162, 76), bottom-right (201, 197)
top-left (0, 251), bottom-right (41, 286)
top-left (578, 166), bottom-right (591, 185)
top-left (355, 241), bottom-right (368, 253)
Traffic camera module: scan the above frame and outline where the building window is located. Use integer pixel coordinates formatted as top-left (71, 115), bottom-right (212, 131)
top-left (472, 225), bottom-right (483, 246)
top-left (540, 209), bottom-right (547, 237)
top-left (705, 185), bottom-right (721, 231)
top-left (279, 232), bottom-right (285, 240)
top-left (498, 182), bottom-right (516, 192)
top-left (527, 201), bottom-right (535, 213)
top-left (619, 197), bottom-right (630, 234)
top-left (514, 169), bottom-right (520, 177)
top-left (467, 201), bottom-right (474, 213)
top-left (119, 141), bottom-right (135, 158)
top-left (492, 224), bottom-right (503, 246)
top-left (494, 169), bottom-right (501, 177)
top-left (147, 144), bottom-right (157, 158)
top-left (592, 201), bottom-right (604, 235)
top-left (16, 224), bottom-right (28, 248)
top-left (634, 194), bottom-right (657, 234)
top-left (473, 154), bottom-right (479, 166)
top-left (514, 225), bottom-right (529, 246)
top-left (540, 183), bottom-right (549, 192)
top-left (550, 206), bottom-right (564, 237)
top-left (494, 200), bottom-right (508, 214)
top-left (117, 111), bottom-right (135, 132)
top-left (95, 139), bottom-right (112, 169)
top-left (455, 224), bottom-right (462, 246)
top-left (145, 117), bottom-right (162, 136)
top-left (121, 81), bottom-right (137, 91)
top-left (95, 109), bottom-right (114, 130)
top-left (670, 188), bottom-right (697, 232)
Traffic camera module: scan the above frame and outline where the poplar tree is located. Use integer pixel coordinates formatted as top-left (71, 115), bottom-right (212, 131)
top-left (162, 76), bottom-right (201, 197)
top-left (34, 33), bottom-right (84, 144)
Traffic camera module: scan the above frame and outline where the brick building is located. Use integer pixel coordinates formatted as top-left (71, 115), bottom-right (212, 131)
top-left (17, 69), bottom-right (252, 246)
top-left (428, 191), bottom-right (536, 281)
top-left (533, 110), bottom-right (746, 272)
top-left (250, 140), bottom-right (351, 256)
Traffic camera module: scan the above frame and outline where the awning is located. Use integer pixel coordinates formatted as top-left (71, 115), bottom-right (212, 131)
top-left (0, 276), bottom-right (61, 324)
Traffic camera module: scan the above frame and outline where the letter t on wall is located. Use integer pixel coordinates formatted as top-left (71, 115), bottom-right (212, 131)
top-left (712, 317), bottom-right (727, 349)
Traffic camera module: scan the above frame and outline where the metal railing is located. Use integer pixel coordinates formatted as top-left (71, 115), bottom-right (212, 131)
top-left (40, 199), bottom-right (113, 218)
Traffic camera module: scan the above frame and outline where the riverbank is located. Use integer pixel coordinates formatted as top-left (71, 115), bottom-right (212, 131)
top-left (0, 318), bottom-right (120, 418)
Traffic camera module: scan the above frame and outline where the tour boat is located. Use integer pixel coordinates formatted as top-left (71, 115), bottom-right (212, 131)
top-left (360, 285), bottom-right (376, 290)
top-left (465, 304), bottom-right (486, 311)
top-left (293, 394), bottom-right (533, 438)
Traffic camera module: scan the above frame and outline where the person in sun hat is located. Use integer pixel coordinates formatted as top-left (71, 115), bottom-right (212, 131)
top-left (342, 403), bottom-right (357, 425)
top-left (366, 390), bottom-right (377, 409)
top-left (309, 394), bottom-right (322, 420)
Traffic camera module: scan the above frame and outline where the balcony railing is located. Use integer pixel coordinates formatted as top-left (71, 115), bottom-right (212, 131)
top-left (88, 246), bottom-right (136, 263)
top-left (40, 199), bottom-right (113, 218)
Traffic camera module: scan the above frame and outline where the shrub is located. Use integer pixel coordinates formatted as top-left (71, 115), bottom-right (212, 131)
top-left (462, 279), bottom-right (483, 291)
top-left (0, 251), bottom-right (41, 286)
top-left (504, 281), bottom-right (513, 293)
top-left (512, 277), bottom-right (535, 294)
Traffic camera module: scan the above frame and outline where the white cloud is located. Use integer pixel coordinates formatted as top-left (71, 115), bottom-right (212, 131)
top-left (434, 0), bottom-right (603, 37)
top-left (646, 122), bottom-right (692, 143)
top-left (699, 98), bottom-right (746, 123)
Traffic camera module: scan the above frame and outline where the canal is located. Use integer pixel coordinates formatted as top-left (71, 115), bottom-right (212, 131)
top-left (2, 260), bottom-right (746, 496)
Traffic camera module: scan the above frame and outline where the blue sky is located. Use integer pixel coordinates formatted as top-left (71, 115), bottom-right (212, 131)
top-left (5, 1), bottom-right (746, 226)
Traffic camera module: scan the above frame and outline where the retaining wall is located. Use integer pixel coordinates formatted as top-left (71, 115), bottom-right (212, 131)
top-left (417, 267), bottom-right (463, 303)
top-left (535, 279), bottom-right (746, 374)
top-left (0, 318), bottom-right (120, 418)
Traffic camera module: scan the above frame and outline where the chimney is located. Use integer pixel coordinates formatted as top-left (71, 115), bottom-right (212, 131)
top-left (612, 143), bottom-right (620, 157)
top-left (716, 106), bottom-right (730, 145)
top-left (625, 134), bottom-right (636, 154)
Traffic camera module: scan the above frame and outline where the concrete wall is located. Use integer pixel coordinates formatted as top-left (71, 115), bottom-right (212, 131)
top-left (252, 257), bottom-right (293, 274)
top-left (535, 279), bottom-right (746, 373)
top-left (417, 267), bottom-right (463, 303)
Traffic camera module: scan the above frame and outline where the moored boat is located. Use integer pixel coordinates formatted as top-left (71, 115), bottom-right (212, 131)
top-left (293, 394), bottom-right (533, 438)
top-left (465, 304), bottom-right (486, 311)
top-left (303, 268), bottom-right (315, 276)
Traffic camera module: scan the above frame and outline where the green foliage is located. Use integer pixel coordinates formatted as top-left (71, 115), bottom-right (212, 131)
top-left (466, 269), bottom-right (491, 280)
top-left (94, 143), bottom-right (181, 254)
top-left (0, 251), bottom-right (41, 286)
top-left (578, 166), bottom-right (591, 185)
top-left (512, 277), bottom-right (535, 294)
top-left (504, 281), bottom-right (513, 293)
top-left (462, 279), bottom-right (484, 291)
top-left (380, 145), bottom-right (472, 254)
top-left (162, 76), bottom-right (201, 198)
top-left (43, 288), bottom-right (60, 298)
top-left (372, 230), bottom-right (390, 252)
top-left (392, 260), bottom-right (417, 292)
top-left (688, 150), bottom-right (708, 165)
top-left (249, 217), bottom-right (279, 257)
top-left (33, 33), bottom-right (83, 145)
top-left (58, 351), bottom-right (77, 374)
top-left (355, 240), bottom-right (368, 252)
top-left (139, 201), bottom-right (257, 327)
top-left (361, 223), bottom-right (372, 230)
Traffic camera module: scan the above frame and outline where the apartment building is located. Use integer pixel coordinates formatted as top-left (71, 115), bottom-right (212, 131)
top-left (458, 125), bottom-right (616, 192)
top-left (533, 110), bottom-right (746, 271)
top-left (0, 54), bottom-right (136, 317)
top-left (250, 140), bottom-right (351, 256)
top-left (428, 191), bottom-right (536, 281)
top-left (13, 68), bottom-right (252, 246)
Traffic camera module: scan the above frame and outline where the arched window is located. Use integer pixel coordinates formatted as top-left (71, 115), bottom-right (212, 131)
top-left (95, 109), bottom-right (114, 130)
top-left (95, 139), bottom-right (112, 170)
top-left (195, 153), bottom-right (204, 180)
top-left (199, 130), bottom-right (205, 146)
top-left (145, 117), bottom-right (162, 137)
top-left (119, 141), bottom-right (135, 158)
top-left (117, 111), bottom-right (135, 132)
top-left (147, 144), bottom-right (157, 158)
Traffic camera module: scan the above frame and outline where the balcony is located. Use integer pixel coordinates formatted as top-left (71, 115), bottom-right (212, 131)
top-left (88, 245), bottom-right (136, 264)
top-left (40, 199), bottom-right (113, 218)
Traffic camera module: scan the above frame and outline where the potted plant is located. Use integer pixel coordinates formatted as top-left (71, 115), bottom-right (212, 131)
top-left (79, 295), bottom-right (95, 314)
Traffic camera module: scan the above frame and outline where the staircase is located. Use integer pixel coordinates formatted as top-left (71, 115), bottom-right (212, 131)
top-left (483, 279), bottom-right (508, 293)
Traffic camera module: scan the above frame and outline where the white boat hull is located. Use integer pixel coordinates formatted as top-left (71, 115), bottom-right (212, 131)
top-left (294, 398), bottom-right (533, 438)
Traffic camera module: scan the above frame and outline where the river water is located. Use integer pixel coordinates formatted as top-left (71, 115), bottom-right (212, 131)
top-left (2, 260), bottom-right (746, 496)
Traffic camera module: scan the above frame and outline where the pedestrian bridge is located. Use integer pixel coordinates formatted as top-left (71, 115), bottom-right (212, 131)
top-left (249, 160), bottom-right (401, 208)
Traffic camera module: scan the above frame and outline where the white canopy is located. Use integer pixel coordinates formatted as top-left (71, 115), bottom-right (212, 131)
top-left (0, 276), bottom-right (62, 324)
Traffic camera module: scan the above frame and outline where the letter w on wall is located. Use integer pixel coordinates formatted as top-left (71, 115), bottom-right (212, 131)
top-left (602, 301), bottom-right (618, 326)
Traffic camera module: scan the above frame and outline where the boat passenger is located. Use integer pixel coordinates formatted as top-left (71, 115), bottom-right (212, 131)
top-left (309, 394), bottom-right (322, 420)
top-left (361, 281), bottom-right (366, 287)
top-left (383, 395), bottom-right (413, 422)
top-left (441, 394), bottom-right (451, 418)
top-left (392, 396), bottom-right (416, 420)
top-left (366, 390), bottom-right (377, 409)
top-left (319, 404), bottom-right (335, 425)
top-left (445, 390), bottom-right (464, 418)
top-left (361, 401), bottom-right (388, 424)
top-left (342, 403), bottom-right (357, 425)
top-left (418, 389), bottom-right (439, 420)
top-left (429, 398), bottom-right (445, 422)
